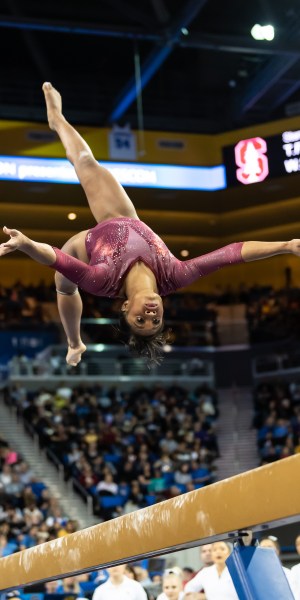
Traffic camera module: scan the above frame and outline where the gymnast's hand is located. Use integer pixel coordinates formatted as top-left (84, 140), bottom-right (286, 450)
top-left (0, 226), bottom-right (27, 256)
top-left (289, 239), bottom-right (300, 256)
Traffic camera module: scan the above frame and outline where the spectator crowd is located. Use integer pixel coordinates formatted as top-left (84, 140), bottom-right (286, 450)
top-left (6, 382), bottom-right (218, 520)
top-left (253, 380), bottom-right (300, 465)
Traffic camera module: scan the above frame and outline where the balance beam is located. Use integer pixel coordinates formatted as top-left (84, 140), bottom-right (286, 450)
top-left (0, 454), bottom-right (299, 592)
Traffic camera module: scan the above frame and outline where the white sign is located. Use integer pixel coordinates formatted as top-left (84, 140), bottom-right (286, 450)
top-left (108, 125), bottom-right (137, 160)
top-left (0, 156), bottom-right (226, 191)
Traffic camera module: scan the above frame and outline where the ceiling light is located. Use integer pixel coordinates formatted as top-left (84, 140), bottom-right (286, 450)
top-left (180, 249), bottom-right (189, 257)
top-left (181, 27), bottom-right (189, 36)
top-left (251, 24), bottom-right (275, 41)
top-left (68, 212), bottom-right (77, 220)
top-left (263, 25), bottom-right (275, 41)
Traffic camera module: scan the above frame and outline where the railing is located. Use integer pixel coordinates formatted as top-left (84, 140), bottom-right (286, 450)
top-left (253, 352), bottom-right (300, 379)
top-left (72, 478), bottom-right (94, 517)
top-left (8, 344), bottom-right (215, 386)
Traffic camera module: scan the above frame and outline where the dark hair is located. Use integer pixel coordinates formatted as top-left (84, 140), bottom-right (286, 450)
top-left (117, 312), bottom-right (173, 368)
top-left (124, 565), bottom-right (138, 580)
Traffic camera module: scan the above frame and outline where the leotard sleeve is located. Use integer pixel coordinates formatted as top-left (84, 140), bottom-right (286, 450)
top-left (50, 247), bottom-right (109, 295)
top-left (169, 242), bottom-right (244, 290)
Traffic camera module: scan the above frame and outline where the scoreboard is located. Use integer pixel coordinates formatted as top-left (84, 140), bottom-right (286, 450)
top-left (223, 129), bottom-right (300, 187)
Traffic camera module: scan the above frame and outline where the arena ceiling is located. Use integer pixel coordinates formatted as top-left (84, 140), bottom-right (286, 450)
top-left (1, 0), bottom-right (300, 133)
top-left (1, 0), bottom-right (300, 259)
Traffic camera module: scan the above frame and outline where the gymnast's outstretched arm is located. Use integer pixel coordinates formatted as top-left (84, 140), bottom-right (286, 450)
top-left (0, 227), bottom-right (109, 295)
top-left (0, 227), bottom-right (56, 263)
top-left (170, 239), bottom-right (300, 289)
top-left (241, 239), bottom-right (300, 260)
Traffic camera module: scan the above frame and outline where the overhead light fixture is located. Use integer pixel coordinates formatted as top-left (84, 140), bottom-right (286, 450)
top-left (180, 249), bottom-right (189, 257)
top-left (251, 24), bottom-right (275, 41)
top-left (68, 212), bottom-right (77, 220)
top-left (181, 27), bottom-right (189, 36)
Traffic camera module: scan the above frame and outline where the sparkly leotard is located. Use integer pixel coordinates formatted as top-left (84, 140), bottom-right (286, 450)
top-left (51, 217), bottom-right (244, 298)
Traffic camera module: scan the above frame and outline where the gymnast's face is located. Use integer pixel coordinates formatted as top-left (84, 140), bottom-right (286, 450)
top-left (122, 292), bottom-right (164, 336)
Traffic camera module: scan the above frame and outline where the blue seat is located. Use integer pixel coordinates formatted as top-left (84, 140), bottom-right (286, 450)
top-left (99, 494), bottom-right (125, 509)
top-left (79, 581), bottom-right (98, 594)
top-left (103, 453), bottom-right (122, 464)
top-left (145, 494), bottom-right (156, 505)
top-left (30, 481), bottom-right (47, 499)
top-left (191, 468), bottom-right (211, 482)
top-left (119, 483), bottom-right (130, 499)
top-left (163, 472), bottom-right (175, 486)
top-left (175, 483), bottom-right (187, 494)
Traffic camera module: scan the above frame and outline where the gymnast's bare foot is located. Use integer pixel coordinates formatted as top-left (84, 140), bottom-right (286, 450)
top-left (42, 82), bottom-right (63, 131)
top-left (66, 342), bottom-right (87, 366)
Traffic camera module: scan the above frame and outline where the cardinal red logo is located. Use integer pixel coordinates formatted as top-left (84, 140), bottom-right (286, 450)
top-left (234, 137), bottom-right (269, 185)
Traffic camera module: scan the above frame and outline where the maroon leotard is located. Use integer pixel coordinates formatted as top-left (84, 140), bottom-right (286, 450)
top-left (51, 217), bottom-right (244, 298)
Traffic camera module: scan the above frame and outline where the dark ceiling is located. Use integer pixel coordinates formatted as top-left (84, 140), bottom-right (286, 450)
top-left (1, 0), bottom-right (300, 133)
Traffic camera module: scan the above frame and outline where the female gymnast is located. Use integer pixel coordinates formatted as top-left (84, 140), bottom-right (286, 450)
top-left (1, 82), bottom-right (300, 367)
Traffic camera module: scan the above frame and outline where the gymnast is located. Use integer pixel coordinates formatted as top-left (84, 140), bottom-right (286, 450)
top-left (1, 82), bottom-right (300, 367)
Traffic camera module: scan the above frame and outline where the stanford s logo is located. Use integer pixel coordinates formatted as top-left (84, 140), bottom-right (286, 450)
top-left (234, 137), bottom-right (269, 185)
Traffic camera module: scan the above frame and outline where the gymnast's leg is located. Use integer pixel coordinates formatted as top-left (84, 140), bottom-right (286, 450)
top-left (42, 82), bottom-right (138, 224)
top-left (55, 231), bottom-right (88, 366)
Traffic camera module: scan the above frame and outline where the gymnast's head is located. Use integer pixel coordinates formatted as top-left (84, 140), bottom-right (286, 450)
top-left (119, 291), bottom-right (172, 366)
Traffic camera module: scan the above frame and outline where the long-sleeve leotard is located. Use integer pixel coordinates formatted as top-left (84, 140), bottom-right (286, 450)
top-left (50, 217), bottom-right (244, 297)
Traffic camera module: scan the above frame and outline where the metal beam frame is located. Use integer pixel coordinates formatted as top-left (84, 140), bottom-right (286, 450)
top-left (109, 0), bottom-right (209, 123)
top-left (0, 14), bottom-right (161, 41)
top-left (1, 15), bottom-right (300, 58)
top-left (180, 33), bottom-right (300, 58)
top-left (1, 11), bottom-right (300, 119)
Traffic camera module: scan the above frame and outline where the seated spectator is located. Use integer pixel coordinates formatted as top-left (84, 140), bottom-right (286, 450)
top-left (56, 575), bottom-right (89, 597)
top-left (95, 472), bottom-right (119, 496)
top-left (0, 533), bottom-right (18, 557)
top-left (23, 502), bottom-right (43, 527)
top-left (174, 464), bottom-right (192, 486)
top-left (126, 480), bottom-right (147, 510)
top-left (0, 464), bottom-right (12, 487)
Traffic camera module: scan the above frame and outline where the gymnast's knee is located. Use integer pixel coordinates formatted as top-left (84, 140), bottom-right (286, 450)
top-left (67, 148), bottom-right (97, 169)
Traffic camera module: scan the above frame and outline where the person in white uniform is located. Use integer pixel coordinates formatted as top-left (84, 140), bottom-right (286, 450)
top-left (92, 565), bottom-right (147, 600)
top-left (291, 534), bottom-right (300, 600)
top-left (184, 541), bottom-right (238, 600)
top-left (291, 562), bottom-right (300, 600)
